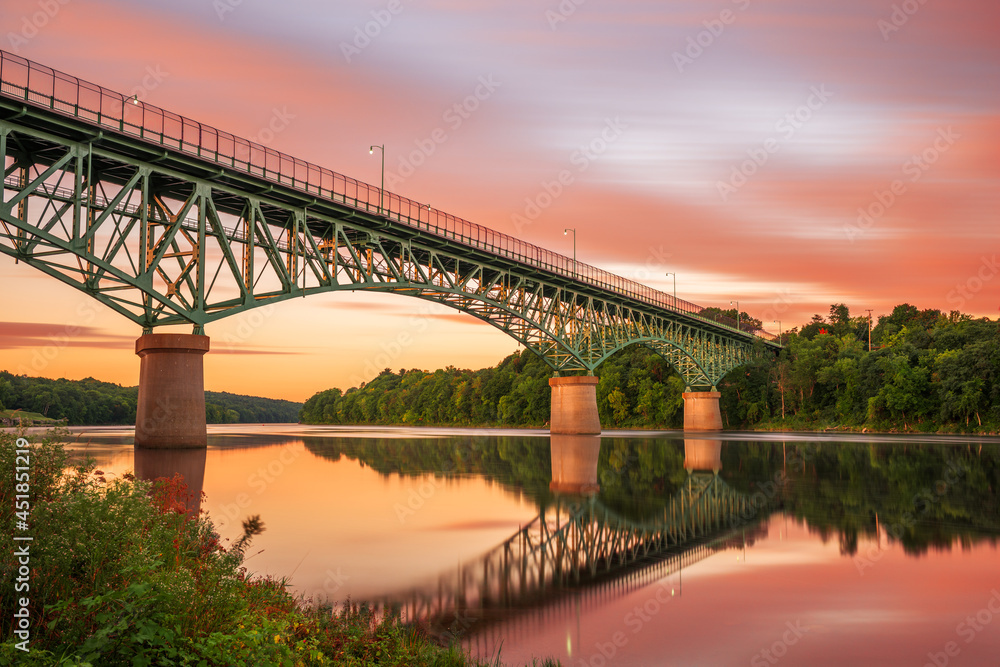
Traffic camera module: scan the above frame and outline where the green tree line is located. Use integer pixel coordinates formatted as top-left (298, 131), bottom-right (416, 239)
top-left (723, 303), bottom-right (1000, 432)
top-left (0, 372), bottom-right (301, 425)
top-left (300, 344), bottom-right (687, 429)
top-left (301, 303), bottom-right (1000, 433)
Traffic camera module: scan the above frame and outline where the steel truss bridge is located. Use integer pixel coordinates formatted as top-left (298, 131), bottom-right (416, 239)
top-left (0, 51), bottom-right (778, 387)
top-left (377, 473), bottom-right (766, 641)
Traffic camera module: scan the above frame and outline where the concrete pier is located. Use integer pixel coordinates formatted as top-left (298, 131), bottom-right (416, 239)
top-left (549, 434), bottom-right (601, 495)
top-left (134, 333), bottom-right (210, 448)
top-left (682, 391), bottom-right (723, 431)
top-left (548, 375), bottom-right (601, 435)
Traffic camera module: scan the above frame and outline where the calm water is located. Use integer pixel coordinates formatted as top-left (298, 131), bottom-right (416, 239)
top-left (62, 425), bottom-right (1000, 666)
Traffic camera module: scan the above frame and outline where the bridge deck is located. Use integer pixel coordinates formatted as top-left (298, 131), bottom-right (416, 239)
top-left (0, 49), bottom-right (776, 343)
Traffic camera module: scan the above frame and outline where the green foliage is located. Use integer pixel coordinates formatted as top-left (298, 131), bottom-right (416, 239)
top-left (16, 305), bottom-right (985, 435)
top-left (302, 347), bottom-right (687, 429)
top-left (0, 371), bottom-right (301, 425)
top-left (724, 305), bottom-right (1000, 433)
top-left (302, 304), bottom-right (998, 433)
top-left (300, 352), bottom-right (555, 427)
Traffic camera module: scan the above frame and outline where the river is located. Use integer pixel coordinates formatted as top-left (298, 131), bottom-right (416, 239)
top-left (60, 425), bottom-right (1000, 666)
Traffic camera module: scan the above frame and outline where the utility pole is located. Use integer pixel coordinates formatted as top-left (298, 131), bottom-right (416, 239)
top-left (865, 309), bottom-right (873, 351)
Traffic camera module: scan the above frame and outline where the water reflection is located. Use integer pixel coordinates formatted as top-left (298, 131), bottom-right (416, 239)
top-left (549, 434), bottom-right (601, 495)
top-left (134, 446), bottom-right (207, 516)
top-left (683, 438), bottom-right (722, 473)
top-left (59, 426), bottom-right (1000, 666)
top-left (378, 437), bottom-right (767, 648)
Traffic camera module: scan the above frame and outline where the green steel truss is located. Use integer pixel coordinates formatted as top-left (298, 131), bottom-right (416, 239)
top-left (380, 473), bottom-right (767, 639)
top-left (0, 51), bottom-right (778, 388)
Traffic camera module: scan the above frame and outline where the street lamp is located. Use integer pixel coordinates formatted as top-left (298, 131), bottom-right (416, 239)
top-left (865, 309), bottom-right (873, 351)
top-left (730, 300), bottom-right (740, 330)
top-left (369, 144), bottom-right (384, 214)
top-left (665, 272), bottom-right (676, 307)
top-left (773, 320), bottom-right (782, 341)
top-left (563, 228), bottom-right (576, 276)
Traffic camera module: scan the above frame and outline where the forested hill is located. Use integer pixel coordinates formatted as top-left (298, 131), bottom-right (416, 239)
top-left (301, 303), bottom-right (1000, 434)
top-left (0, 372), bottom-right (301, 425)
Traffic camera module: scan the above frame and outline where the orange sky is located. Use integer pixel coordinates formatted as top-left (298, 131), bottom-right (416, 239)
top-left (1, 0), bottom-right (998, 401)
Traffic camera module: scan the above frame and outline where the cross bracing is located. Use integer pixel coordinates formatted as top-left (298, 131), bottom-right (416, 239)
top-left (378, 473), bottom-right (765, 638)
top-left (0, 50), bottom-right (778, 388)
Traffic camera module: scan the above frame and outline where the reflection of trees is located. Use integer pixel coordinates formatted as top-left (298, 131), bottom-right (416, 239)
top-left (723, 440), bottom-right (1000, 555)
top-left (303, 436), bottom-right (555, 503)
top-left (596, 438), bottom-right (688, 520)
top-left (303, 435), bottom-right (1000, 555)
top-left (304, 436), bottom-right (1000, 554)
top-left (302, 436), bottom-right (694, 521)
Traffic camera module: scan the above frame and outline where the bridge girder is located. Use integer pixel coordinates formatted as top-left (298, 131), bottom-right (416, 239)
top-left (0, 108), bottom-right (773, 388)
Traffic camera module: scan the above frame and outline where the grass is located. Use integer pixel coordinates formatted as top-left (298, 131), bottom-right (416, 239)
top-left (0, 430), bottom-right (559, 666)
top-left (0, 409), bottom-right (65, 426)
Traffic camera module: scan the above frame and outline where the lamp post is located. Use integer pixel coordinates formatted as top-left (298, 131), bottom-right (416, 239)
top-left (865, 309), bottom-right (873, 351)
top-left (730, 300), bottom-right (740, 331)
top-left (369, 144), bottom-right (384, 214)
top-left (773, 320), bottom-right (782, 341)
top-left (564, 228), bottom-right (576, 277)
top-left (666, 272), bottom-right (676, 308)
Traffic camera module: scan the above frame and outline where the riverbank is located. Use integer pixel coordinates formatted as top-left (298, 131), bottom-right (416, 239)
top-left (0, 430), bottom-right (557, 666)
top-left (745, 418), bottom-right (1000, 437)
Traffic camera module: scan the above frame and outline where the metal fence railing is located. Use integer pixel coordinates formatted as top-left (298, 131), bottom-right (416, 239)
top-left (0, 49), bottom-right (775, 341)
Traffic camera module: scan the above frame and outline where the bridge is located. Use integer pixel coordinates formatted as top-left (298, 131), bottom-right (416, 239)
top-left (374, 440), bottom-right (768, 644)
top-left (0, 50), bottom-right (780, 447)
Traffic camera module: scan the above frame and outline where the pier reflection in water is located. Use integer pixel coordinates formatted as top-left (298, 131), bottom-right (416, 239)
top-left (133, 446), bottom-right (207, 516)
top-left (549, 434), bottom-right (601, 495)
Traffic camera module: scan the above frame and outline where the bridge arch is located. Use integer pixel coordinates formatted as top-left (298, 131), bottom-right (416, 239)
top-left (0, 49), bottom-right (780, 445)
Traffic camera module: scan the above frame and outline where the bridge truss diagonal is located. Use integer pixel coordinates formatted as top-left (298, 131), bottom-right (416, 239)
top-left (0, 49), bottom-right (778, 388)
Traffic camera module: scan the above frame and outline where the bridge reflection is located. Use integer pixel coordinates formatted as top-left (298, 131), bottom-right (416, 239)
top-left (376, 437), bottom-right (768, 644)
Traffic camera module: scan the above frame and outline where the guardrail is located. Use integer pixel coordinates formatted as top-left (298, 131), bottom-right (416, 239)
top-left (0, 49), bottom-right (776, 341)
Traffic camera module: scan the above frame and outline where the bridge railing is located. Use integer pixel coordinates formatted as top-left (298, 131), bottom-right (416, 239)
top-left (0, 50), bottom-right (776, 341)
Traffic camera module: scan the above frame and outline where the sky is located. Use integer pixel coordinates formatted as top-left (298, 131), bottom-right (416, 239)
top-left (1, 0), bottom-right (998, 401)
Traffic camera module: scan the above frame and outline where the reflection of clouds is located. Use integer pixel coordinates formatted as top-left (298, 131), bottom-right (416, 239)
top-left (683, 515), bottom-right (834, 579)
top-left (64, 446), bottom-right (135, 476)
top-left (808, 609), bottom-right (919, 627)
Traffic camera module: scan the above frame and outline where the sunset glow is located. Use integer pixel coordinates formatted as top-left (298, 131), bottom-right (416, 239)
top-left (2, 0), bottom-right (997, 401)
